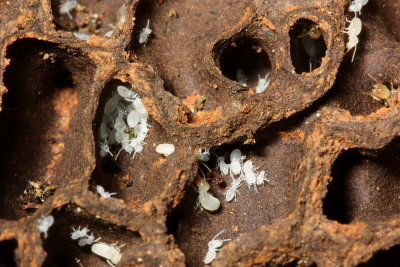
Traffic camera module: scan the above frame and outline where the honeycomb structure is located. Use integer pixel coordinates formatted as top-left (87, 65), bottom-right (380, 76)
top-left (1, 0), bottom-right (400, 266)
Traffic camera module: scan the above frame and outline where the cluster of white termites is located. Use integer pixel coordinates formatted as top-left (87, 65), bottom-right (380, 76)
top-left (37, 215), bottom-right (54, 239)
top-left (71, 226), bottom-right (124, 267)
top-left (96, 185), bottom-right (117, 198)
top-left (99, 85), bottom-right (149, 160)
top-left (204, 229), bottom-right (231, 264)
top-left (196, 149), bottom-right (268, 263)
top-left (71, 226), bottom-right (101, 246)
top-left (197, 148), bottom-right (268, 210)
top-left (224, 149), bottom-right (268, 201)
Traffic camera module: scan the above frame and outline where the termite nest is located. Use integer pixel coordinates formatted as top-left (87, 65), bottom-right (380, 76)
top-left (2, 0), bottom-right (400, 266)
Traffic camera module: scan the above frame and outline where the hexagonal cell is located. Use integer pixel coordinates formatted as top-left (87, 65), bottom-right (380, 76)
top-left (43, 204), bottom-right (142, 267)
top-left (0, 38), bottom-right (95, 220)
top-left (90, 80), bottom-right (177, 207)
top-left (50, 0), bottom-right (125, 38)
top-left (359, 244), bottom-right (400, 267)
top-left (167, 123), bottom-right (306, 266)
top-left (323, 137), bottom-right (400, 224)
top-left (214, 36), bottom-right (272, 92)
top-left (289, 19), bottom-right (327, 74)
top-left (130, 0), bottom-right (254, 97)
top-left (0, 239), bottom-right (18, 267)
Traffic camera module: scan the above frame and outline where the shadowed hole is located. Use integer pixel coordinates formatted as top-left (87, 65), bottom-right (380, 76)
top-left (323, 137), bottom-right (400, 224)
top-left (0, 38), bottom-right (78, 220)
top-left (289, 19), bottom-right (326, 74)
top-left (0, 239), bottom-right (18, 267)
top-left (214, 36), bottom-right (271, 91)
top-left (358, 244), bottom-right (400, 267)
top-left (43, 205), bottom-right (141, 267)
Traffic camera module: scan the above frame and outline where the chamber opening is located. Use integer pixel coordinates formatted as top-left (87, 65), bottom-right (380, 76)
top-left (289, 19), bottom-right (327, 74)
top-left (215, 37), bottom-right (271, 91)
top-left (359, 244), bottom-right (400, 267)
top-left (323, 138), bottom-right (400, 224)
top-left (0, 239), bottom-right (18, 267)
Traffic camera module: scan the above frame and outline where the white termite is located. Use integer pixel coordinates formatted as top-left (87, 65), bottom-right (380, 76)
top-left (91, 242), bottom-right (125, 267)
top-left (59, 0), bottom-right (78, 20)
top-left (139, 19), bottom-right (152, 45)
top-left (343, 16), bottom-right (362, 63)
top-left (116, 85), bottom-right (135, 100)
top-left (230, 149), bottom-right (244, 175)
top-left (197, 180), bottom-right (220, 211)
top-left (204, 229), bottom-right (231, 264)
top-left (242, 160), bottom-right (257, 187)
top-left (256, 170), bottom-right (268, 186)
top-left (78, 232), bottom-right (101, 246)
top-left (73, 31), bottom-right (90, 41)
top-left (37, 215), bottom-right (54, 239)
top-left (255, 72), bottom-right (271, 94)
top-left (100, 142), bottom-right (113, 157)
top-left (96, 185), bottom-right (117, 198)
top-left (71, 226), bottom-right (90, 240)
top-left (127, 110), bottom-right (140, 128)
top-left (349, 0), bottom-right (369, 15)
top-left (225, 174), bottom-right (242, 202)
top-left (156, 143), bottom-right (175, 156)
top-left (217, 156), bottom-right (229, 175)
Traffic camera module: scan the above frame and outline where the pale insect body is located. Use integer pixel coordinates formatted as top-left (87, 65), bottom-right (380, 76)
top-left (242, 160), bottom-right (257, 186)
top-left (255, 72), bottom-right (271, 94)
top-left (225, 174), bottom-right (242, 202)
top-left (78, 232), bottom-right (101, 246)
top-left (349, 0), bottom-right (369, 14)
top-left (37, 215), bottom-right (54, 239)
top-left (71, 226), bottom-right (90, 240)
top-left (197, 180), bottom-right (220, 211)
top-left (230, 149), bottom-right (244, 175)
top-left (256, 170), bottom-right (268, 186)
top-left (139, 19), bottom-right (152, 45)
top-left (91, 242), bottom-right (125, 267)
top-left (156, 143), bottom-right (175, 156)
top-left (96, 185), bottom-right (117, 198)
top-left (343, 16), bottom-right (362, 63)
top-left (217, 156), bottom-right (229, 175)
top-left (59, 0), bottom-right (78, 20)
top-left (204, 229), bottom-right (231, 264)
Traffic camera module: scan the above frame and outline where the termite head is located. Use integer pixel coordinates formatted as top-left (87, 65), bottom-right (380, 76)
top-left (298, 24), bottom-right (322, 39)
top-left (197, 179), bottom-right (210, 192)
top-left (368, 73), bottom-right (391, 100)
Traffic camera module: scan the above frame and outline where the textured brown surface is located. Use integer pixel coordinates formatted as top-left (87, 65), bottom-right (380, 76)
top-left (1, 0), bottom-right (400, 266)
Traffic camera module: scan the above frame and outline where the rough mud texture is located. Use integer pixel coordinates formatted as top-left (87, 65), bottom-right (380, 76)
top-left (1, 0), bottom-right (400, 266)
